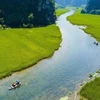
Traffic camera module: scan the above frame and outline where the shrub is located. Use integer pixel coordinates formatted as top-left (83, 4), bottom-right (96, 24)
top-left (90, 10), bottom-right (97, 14)
top-left (96, 9), bottom-right (100, 15)
top-left (81, 9), bottom-right (87, 14)
top-left (22, 23), bottom-right (33, 28)
top-left (89, 74), bottom-right (93, 78)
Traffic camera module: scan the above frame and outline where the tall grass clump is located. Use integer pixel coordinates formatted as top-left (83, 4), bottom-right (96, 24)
top-left (80, 78), bottom-right (100, 100)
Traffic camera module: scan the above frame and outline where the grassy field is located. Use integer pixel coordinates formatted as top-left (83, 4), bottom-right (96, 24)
top-left (67, 10), bottom-right (100, 41)
top-left (56, 8), bottom-right (69, 17)
top-left (0, 25), bottom-right (62, 79)
top-left (0, 8), bottom-right (69, 79)
top-left (80, 77), bottom-right (100, 100)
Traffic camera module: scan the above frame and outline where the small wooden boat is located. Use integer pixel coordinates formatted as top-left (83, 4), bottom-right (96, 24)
top-left (94, 42), bottom-right (99, 45)
top-left (9, 81), bottom-right (21, 90)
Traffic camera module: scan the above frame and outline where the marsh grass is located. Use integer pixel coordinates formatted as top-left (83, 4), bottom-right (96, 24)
top-left (80, 78), bottom-right (100, 100)
top-left (68, 10), bottom-right (100, 41)
top-left (0, 24), bottom-right (62, 79)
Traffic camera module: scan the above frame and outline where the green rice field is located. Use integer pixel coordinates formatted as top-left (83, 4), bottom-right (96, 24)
top-left (0, 25), bottom-right (61, 79)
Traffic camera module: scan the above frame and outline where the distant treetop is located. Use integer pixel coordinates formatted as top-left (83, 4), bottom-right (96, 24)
top-left (81, 0), bottom-right (100, 15)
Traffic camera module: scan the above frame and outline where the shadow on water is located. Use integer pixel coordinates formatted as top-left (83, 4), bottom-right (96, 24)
top-left (0, 10), bottom-right (100, 100)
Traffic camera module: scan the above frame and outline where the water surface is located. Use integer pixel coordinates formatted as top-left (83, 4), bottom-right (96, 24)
top-left (0, 11), bottom-right (100, 100)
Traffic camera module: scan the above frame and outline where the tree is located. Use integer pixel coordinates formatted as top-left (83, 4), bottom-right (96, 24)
top-left (82, 0), bottom-right (100, 14)
top-left (0, 0), bottom-right (56, 28)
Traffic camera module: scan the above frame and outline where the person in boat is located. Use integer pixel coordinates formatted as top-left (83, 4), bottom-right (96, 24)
top-left (94, 42), bottom-right (99, 45)
top-left (12, 83), bottom-right (16, 87)
top-left (96, 43), bottom-right (99, 45)
top-left (16, 80), bottom-right (20, 85)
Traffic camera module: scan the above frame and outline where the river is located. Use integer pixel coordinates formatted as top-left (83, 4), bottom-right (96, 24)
top-left (0, 10), bottom-right (100, 100)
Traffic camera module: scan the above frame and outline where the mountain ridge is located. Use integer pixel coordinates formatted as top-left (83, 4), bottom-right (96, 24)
top-left (55, 0), bottom-right (88, 7)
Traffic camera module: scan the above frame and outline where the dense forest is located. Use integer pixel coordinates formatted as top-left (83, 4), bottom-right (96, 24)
top-left (81, 0), bottom-right (100, 14)
top-left (55, 0), bottom-right (87, 7)
top-left (0, 0), bottom-right (56, 28)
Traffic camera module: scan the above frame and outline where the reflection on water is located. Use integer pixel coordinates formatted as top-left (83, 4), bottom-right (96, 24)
top-left (0, 11), bottom-right (100, 100)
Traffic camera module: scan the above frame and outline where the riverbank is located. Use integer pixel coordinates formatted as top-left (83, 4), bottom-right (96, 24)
top-left (67, 10), bottom-right (100, 41)
top-left (79, 76), bottom-right (100, 100)
top-left (0, 24), bottom-right (62, 79)
top-left (68, 10), bottom-right (100, 100)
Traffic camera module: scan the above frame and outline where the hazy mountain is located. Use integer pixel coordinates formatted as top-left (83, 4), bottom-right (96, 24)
top-left (81, 0), bottom-right (100, 15)
top-left (55, 0), bottom-right (88, 7)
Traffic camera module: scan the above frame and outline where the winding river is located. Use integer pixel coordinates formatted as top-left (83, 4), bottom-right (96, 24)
top-left (0, 10), bottom-right (100, 100)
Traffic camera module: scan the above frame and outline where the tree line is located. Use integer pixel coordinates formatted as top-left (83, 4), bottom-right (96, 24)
top-left (81, 0), bottom-right (100, 14)
top-left (0, 0), bottom-right (56, 28)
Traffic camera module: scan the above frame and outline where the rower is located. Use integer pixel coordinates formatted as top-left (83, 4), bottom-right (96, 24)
top-left (12, 83), bottom-right (16, 87)
top-left (16, 80), bottom-right (20, 85)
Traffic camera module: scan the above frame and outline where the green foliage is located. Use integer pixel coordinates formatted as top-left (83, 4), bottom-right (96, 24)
top-left (28, 13), bottom-right (34, 20)
top-left (96, 69), bottom-right (100, 73)
top-left (0, 18), bottom-right (4, 24)
top-left (22, 23), bottom-right (34, 28)
top-left (0, 24), bottom-right (3, 29)
top-left (81, 9), bottom-right (87, 14)
top-left (0, 24), bottom-right (62, 79)
top-left (0, 0), bottom-right (56, 28)
top-left (80, 78), bottom-right (100, 100)
top-left (0, 24), bottom-right (6, 29)
top-left (79, 98), bottom-right (84, 100)
top-left (81, 0), bottom-right (100, 15)
top-left (89, 74), bottom-right (93, 78)
top-left (68, 10), bottom-right (100, 41)
top-left (55, 3), bottom-right (61, 9)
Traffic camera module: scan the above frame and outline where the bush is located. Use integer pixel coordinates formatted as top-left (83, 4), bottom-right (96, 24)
top-left (90, 10), bottom-right (97, 14)
top-left (22, 23), bottom-right (33, 28)
top-left (0, 18), bottom-right (4, 24)
top-left (80, 78), bottom-right (100, 100)
top-left (27, 24), bottom-right (34, 28)
top-left (96, 9), bottom-right (100, 15)
top-left (81, 9), bottom-right (87, 14)
top-left (89, 74), bottom-right (93, 78)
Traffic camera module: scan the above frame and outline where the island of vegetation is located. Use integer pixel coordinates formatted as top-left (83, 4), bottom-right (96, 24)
top-left (67, 0), bottom-right (100, 100)
top-left (80, 75), bottom-right (100, 100)
top-left (68, 0), bottom-right (100, 41)
top-left (0, 0), bottom-right (68, 79)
